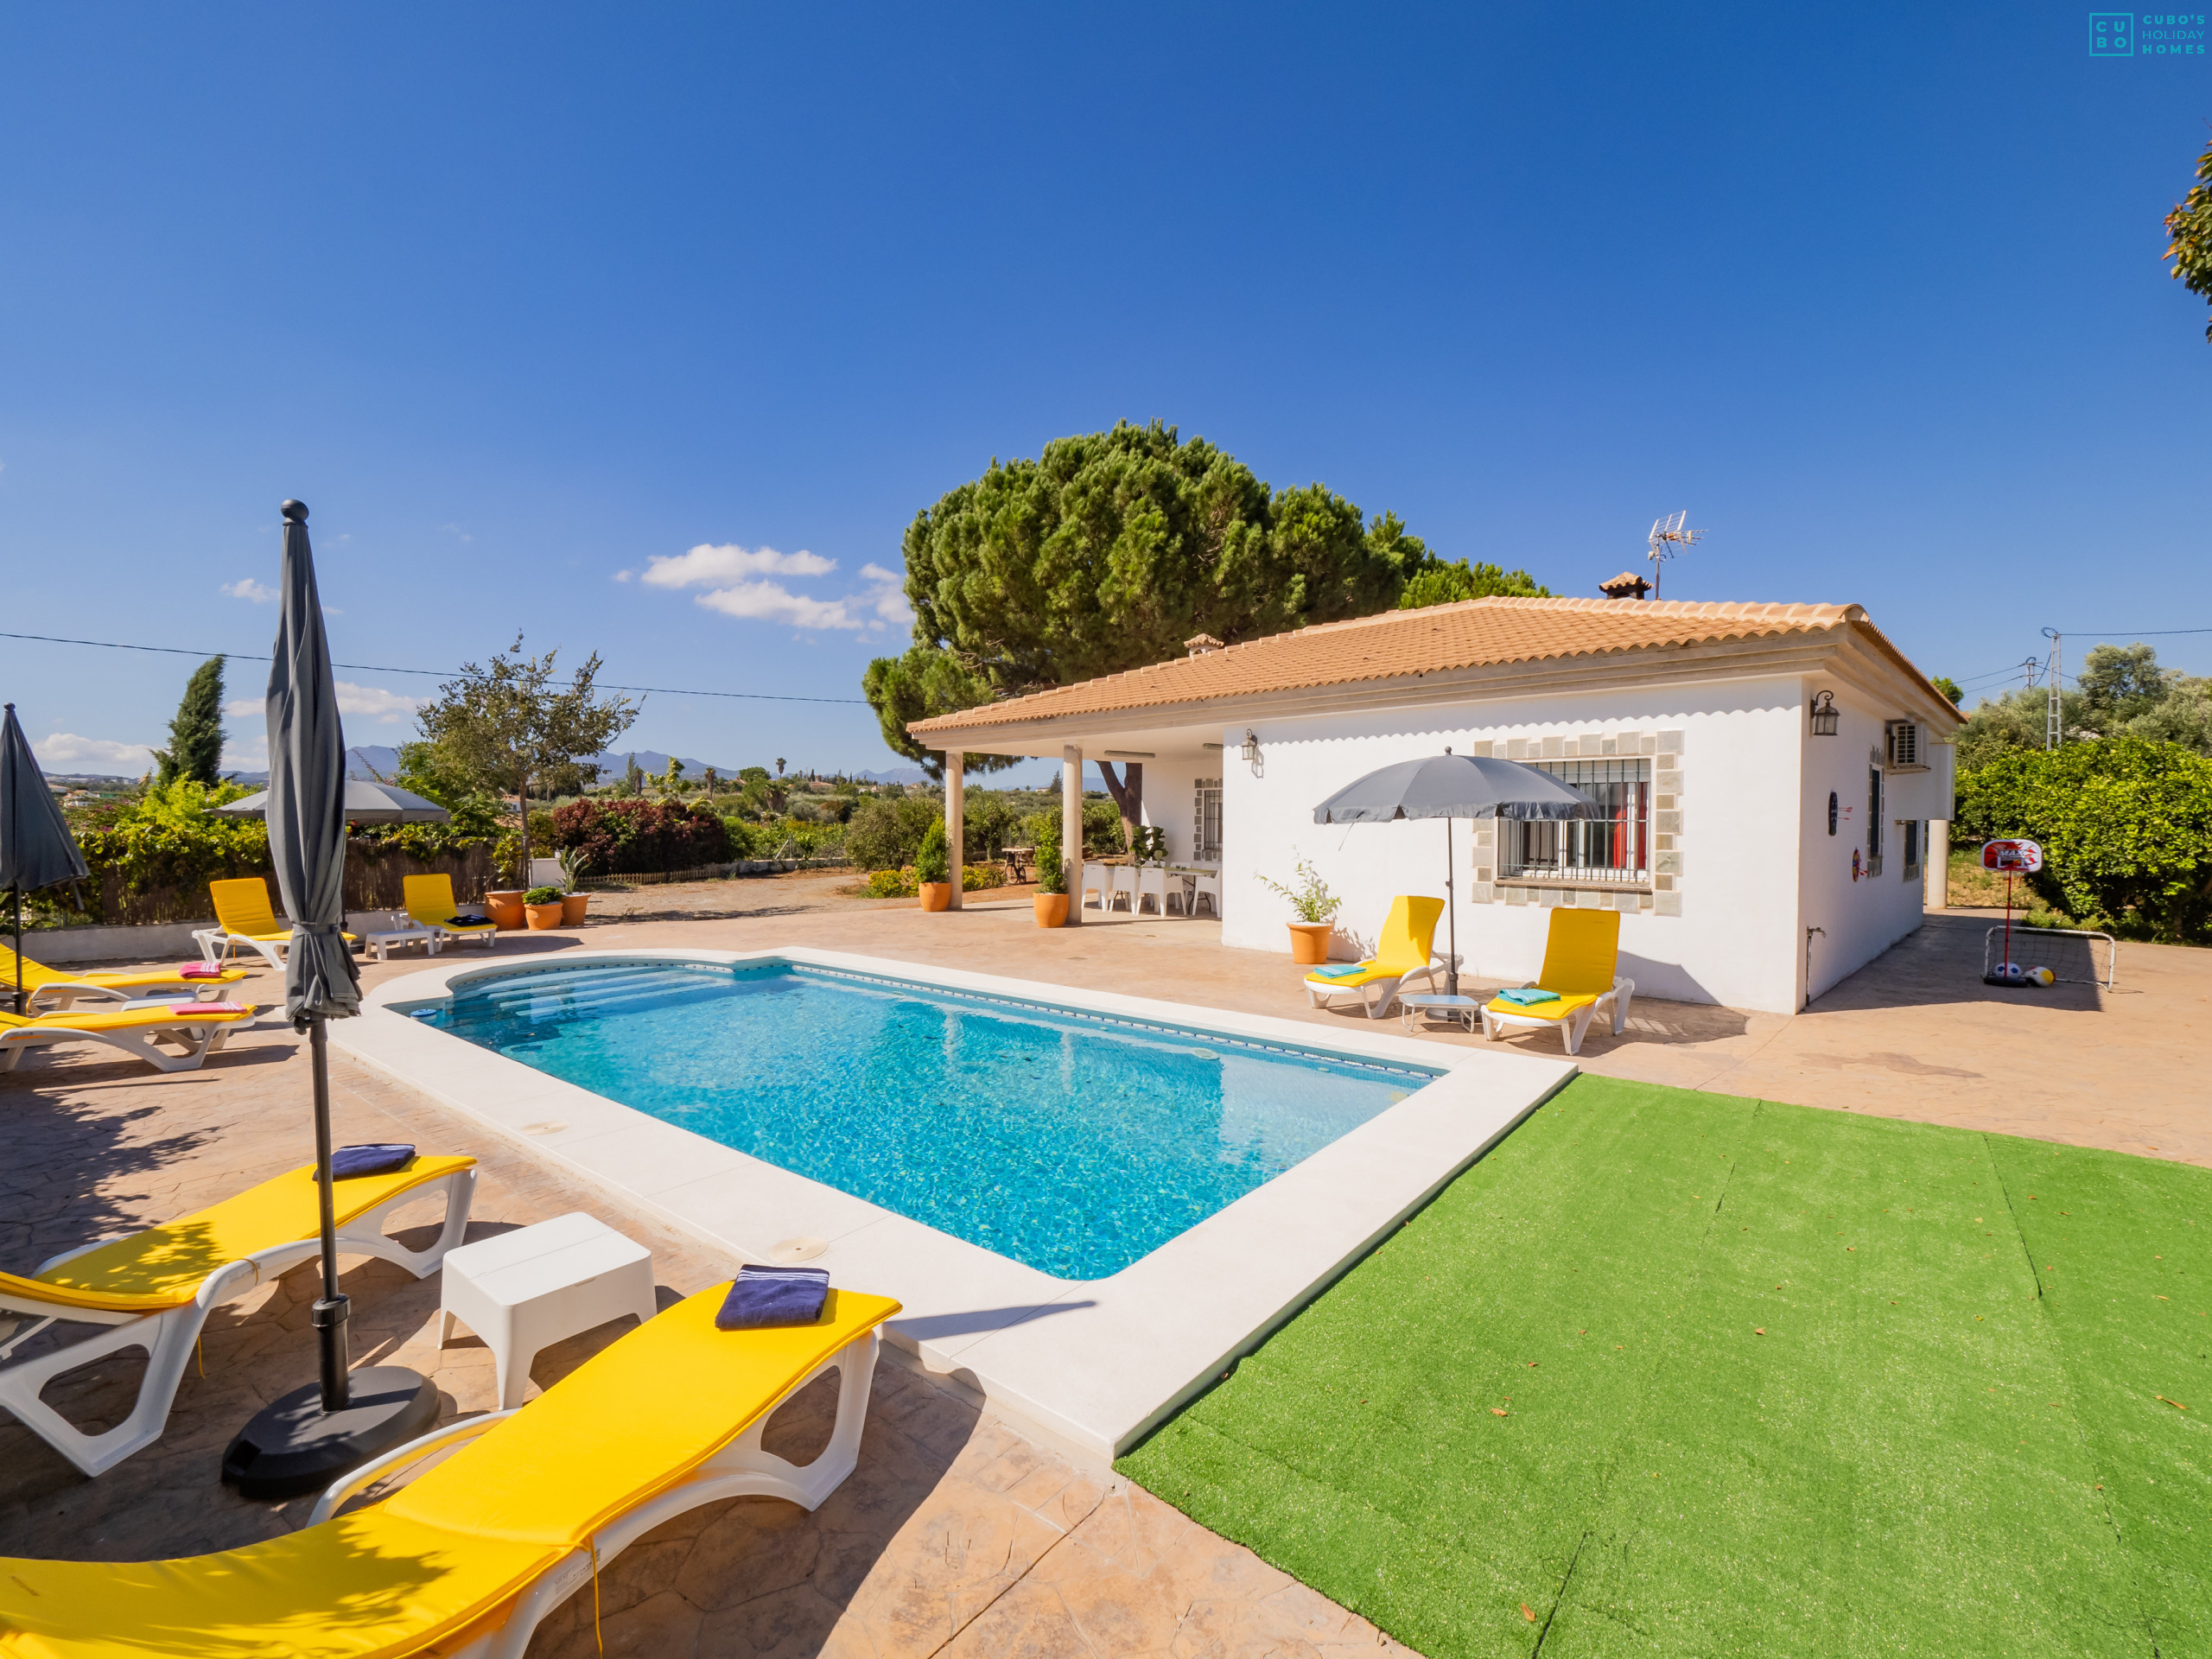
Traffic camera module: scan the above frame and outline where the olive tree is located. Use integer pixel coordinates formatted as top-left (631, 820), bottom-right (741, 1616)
top-left (415, 636), bottom-right (639, 882)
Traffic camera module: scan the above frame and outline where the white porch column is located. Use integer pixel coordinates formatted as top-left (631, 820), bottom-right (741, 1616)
top-left (1061, 744), bottom-right (1084, 925)
top-left (944, 751), bottom-right (964, 911)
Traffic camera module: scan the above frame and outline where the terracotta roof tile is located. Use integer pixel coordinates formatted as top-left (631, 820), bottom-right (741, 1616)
top-left (912, 595), bottom-right (1867, 734)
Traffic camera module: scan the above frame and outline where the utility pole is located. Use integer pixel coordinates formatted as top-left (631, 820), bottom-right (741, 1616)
top-left (2041, 628), bottom-right (2062, 750)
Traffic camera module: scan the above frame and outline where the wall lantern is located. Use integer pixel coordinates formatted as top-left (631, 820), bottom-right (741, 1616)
top-left (1240, 729), bottom-right (1260, 765)
top-left (1809, 690), bottom-right (1840, 737)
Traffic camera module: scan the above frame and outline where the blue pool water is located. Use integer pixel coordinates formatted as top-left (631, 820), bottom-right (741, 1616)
top-left (419, 960), bottom-right (1437, 1279)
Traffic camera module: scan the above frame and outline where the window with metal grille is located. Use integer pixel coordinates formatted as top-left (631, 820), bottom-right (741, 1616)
top-left (1193, 780), bottom-right (1223, 861)
top-left (1498, 759), bottom-right (1651, 883)
top-left (1902, 818), bottom-right (1922, 878)
top-left (1867, 766), bottom-right (1884, 873)
top-left (1885, 720), bottom-right (1920, 767)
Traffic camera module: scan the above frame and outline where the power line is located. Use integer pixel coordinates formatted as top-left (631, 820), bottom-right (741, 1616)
top-left (2058, 626), bottom-right (2212, 637)
top-left (0, 630), bottom-right (868, 706)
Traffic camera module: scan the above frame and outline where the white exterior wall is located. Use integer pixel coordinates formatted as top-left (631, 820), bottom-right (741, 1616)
top-left (1132, 758), bottom-right (1209, 864)
top-left (1217, 678), bottom-right (1808, 1014)
top-left (1796, 679), bottom-right (1943, 1005)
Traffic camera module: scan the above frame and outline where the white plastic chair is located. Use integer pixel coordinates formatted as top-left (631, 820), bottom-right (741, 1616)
top-left (1080, 861), bottom-right (1111, 909)
top-left (1109, 865), bottom-right (1139, 912)
top-left (1189, 871), bottom-right (1221, 918)
top-left (1135, 865), bottom-right (1169, 916)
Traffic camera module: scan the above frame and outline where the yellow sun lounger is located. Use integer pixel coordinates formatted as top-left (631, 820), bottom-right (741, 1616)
top-left (194, 877), bottom-right (357, 972)
top-left (1480, 907), bottom-right (1637, 1056)
top-left (0, 1279), bottom-right (899, 1657)
top-left (1304, 894), bottom-right (1446, 1018)
top-left (403, 874), bottom-right (499, 950)
top-left (0, 999), bottom-right (266, 1074)
top-left (0, 943), bottom-right (251, 1013)
top-left (0, 1154), bottom-right (476, 1478)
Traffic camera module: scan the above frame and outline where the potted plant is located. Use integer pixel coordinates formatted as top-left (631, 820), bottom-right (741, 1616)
top-left (915, 819), bottom-right (953, 912)
top-left (523, 885), bottom-right (566, 930)
top-left (484, 888), bottom-right (527, 931)
top-left (1259, 857), bottom-right (1340, 964)
top-left (1033, 853), bottom-right (1069, 927)
top-left (556, 849), bottom-right (591, 925)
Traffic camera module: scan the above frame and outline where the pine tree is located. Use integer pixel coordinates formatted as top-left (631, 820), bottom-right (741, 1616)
top-left (153, 656), bottom-right (226, 787)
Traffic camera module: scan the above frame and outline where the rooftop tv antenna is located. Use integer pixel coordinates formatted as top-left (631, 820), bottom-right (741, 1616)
top-left (1646, 511), bottom-right (1704, 598)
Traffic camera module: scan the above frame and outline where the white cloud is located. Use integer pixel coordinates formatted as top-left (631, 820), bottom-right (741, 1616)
top-left (35, 734), bottom-right (157, 772)
top-left (223, 696), bottom-right (261, 718)
top-left (613, 569), bottom-right (633, 582)
top-left (859, 563), bottom-right (914, 627)
top-left (223, 729), bottom-right (269, 771)
top-left (335, 681), bottom-right (426, 722)
top-left (223, 577), bottom-right (277, 603)
top-left (695, 582), bottom-right (861, 630)
top-left (642, 543), bottom-right (837, 588)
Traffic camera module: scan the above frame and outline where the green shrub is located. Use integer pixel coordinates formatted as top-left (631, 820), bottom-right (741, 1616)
top-left (915, 818), bottom-right (950, 884)
top-left (865, 867), bottom-right (918, 898)
top-left (1953, 737), bottom-right (2212, 941)
top-left (963, 861), bottom-right (1006, 891)
top-left (1034, 854), bottom-right (1066, 894)
top-left (523, 885), bottom-right (563, 905)
top-left (847, 794), bottom-right (939, 870)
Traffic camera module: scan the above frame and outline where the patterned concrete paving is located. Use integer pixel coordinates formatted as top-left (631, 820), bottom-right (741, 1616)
top-left (3, 877), bottom-right (2202, 1656)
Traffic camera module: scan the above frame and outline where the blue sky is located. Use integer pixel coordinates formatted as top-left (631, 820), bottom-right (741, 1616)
top-left (3, 3), bottom-right (2206, 784)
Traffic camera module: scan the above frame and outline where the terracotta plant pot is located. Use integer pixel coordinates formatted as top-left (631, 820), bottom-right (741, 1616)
top-left (1033, 893), bottom-right (1069, 929)
top-left (561, 893), bottom-right (590, 925)
top-left (1287, 920), bottom-right (1335, 964)
top-left (524, 902), bottom-right (565, 931)
top-left (484, 891), bottom-right (526, 931)
top-left (918, 881), bottom-right (953, 912)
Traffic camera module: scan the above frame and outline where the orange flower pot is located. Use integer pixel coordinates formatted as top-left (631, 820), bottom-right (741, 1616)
top-left (1033, 893), bottom-right (1069, 928)
top-left (524, 902), bottom-right (565, 931)
top-left (561, 893), bottom-right (590, 925)
top-left (1287, 921), bottom-right (1334, 964)
top-left (918, 882), bottom-right (953, 912)
top-left (484, 891), bottom-right (526, 931)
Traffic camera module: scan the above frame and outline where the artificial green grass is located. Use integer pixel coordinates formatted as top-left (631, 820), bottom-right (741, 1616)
top-left (1116, 1077), bottom-right (2210, 1658)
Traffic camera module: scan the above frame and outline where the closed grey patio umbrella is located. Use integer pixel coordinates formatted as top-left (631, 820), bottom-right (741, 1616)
top-left (1313, 750), bottom-right (1599, 997)
top-left (219, 500), bottom-right (437, 1499)
top-left (1, 703), bottom-right (92, 1015)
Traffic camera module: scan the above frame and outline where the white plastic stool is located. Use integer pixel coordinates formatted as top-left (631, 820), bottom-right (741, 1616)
top-left (436, 1211), bottom-right (658, 1408)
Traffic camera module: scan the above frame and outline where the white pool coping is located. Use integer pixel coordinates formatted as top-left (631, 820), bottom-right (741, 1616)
top-left (340, 947), bottom-right (1577, 1464)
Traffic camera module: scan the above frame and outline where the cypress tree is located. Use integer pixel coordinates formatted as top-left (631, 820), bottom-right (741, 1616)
top-left (154, 656), bottom-right (226, 787)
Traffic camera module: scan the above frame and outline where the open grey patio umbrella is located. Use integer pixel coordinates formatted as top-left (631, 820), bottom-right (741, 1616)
top-left (1313, 750), bottom-right (1599, 997)
top-left (214, 778), bottom-right (454, 824)
top-left (0, 703), bottom-right (91, 1014)
top-left (219, 500), bottom-right (437, 1500)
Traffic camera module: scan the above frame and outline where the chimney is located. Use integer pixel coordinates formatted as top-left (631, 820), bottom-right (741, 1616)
top-left (1599, 571), bottom-right (1651, 601)
top-left (1185, 633), bottom-right (1225, 657)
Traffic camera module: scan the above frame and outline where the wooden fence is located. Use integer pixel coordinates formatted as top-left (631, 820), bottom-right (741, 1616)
top-left (67, 842), bottom-right (501, 927)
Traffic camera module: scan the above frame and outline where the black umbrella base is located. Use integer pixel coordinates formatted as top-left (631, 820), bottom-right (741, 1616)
top-left (220, 1366), bottom-right (440, 1500)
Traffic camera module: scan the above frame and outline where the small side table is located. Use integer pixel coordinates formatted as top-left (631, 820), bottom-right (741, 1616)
top-left (362, 925), bottom-right (441, 963)
top-left (437, 1212), bottom-right (658, 1408)
top-left (1399, 993), bottom-right (1482, 1033)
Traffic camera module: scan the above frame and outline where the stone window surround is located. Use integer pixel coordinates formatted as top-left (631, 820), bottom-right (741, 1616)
top-left (1464, 728), bottom-right (1684, 918)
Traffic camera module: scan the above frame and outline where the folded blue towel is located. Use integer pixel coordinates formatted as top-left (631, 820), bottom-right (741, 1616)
top-left (1494, 987), bottom-right (1562, 1007)
top-left (330, 1143), bottom-right (416, 1179)
top-left (716, 1264), bottom-right (830, 1331)
top-left (1307, 961), bottom-right (1373, 980)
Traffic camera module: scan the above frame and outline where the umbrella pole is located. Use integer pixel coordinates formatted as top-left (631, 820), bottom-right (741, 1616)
top-left (10, 886), bottom-right (22, 1017)
top-left (1446, 817), bottom-right (1459, 998)
top-left (308, 1014), bottom-right (351, 1412)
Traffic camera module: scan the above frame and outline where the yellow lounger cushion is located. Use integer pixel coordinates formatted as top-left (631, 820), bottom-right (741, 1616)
top-left (402, 874), bottom-right (495, 932)
top-left (0, 1282), bottom-right (901, 1659)
top-left (1304, 963), bottom-right (1397, 988)
top-left (0, 948), bottom-right (249, 995)
top-left (1, 1155), bottom-right (476, 1314)
top-left (1482, 990), bottom-right (1600, 1024)
top-left (0, 1004), bottom-right (259, 1037)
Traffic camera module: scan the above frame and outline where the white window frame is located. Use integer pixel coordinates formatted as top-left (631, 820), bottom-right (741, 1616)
top-left (1192, 779), bottom-right (1223, 862)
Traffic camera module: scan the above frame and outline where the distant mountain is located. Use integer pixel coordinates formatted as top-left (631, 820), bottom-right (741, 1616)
top-left (210, 746), bottom-right (921, 788)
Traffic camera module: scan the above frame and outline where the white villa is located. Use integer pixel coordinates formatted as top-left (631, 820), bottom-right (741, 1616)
top-left (910, 595), bottom-right (1962, 1015)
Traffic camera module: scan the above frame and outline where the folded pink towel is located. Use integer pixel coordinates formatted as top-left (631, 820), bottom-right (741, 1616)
top-left (175, 963), bottom-right (225, 978)
top-left (168, 1001), bottom-right (248, 1016)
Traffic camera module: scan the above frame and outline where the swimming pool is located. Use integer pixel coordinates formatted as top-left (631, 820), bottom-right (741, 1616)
top-left (418, 959), bottom-right (1439, 1279)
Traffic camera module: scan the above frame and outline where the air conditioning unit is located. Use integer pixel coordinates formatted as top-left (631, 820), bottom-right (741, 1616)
top-left (1885, 720), bottom-right (1920, 768)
